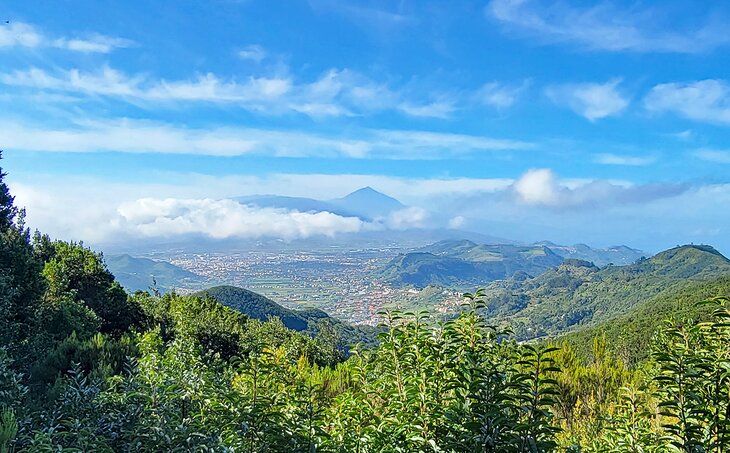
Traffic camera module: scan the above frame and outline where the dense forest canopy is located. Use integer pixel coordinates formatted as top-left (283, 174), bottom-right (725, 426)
top-left (2, 156), bottom-right (730, 451)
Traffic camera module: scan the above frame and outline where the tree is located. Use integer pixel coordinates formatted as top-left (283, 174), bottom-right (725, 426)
top-left (42, 241), bottom-right (143, 336)
top-left (0, 154), bottom-right (45, 362)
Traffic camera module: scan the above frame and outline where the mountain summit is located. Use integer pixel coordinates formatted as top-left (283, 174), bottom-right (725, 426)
top-left (330, 187), bottom-right (405, 220)
top-left (234, 187), bottom-right (406, 222)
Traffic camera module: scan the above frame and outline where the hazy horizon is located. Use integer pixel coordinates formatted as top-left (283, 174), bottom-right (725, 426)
top-left (3, 0), bottom-right (730, 253)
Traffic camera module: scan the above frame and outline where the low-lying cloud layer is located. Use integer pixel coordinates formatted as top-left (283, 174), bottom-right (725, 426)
top-left (117, 198), bottom-right (366, 240)
top-left (8, 169), bottom-right (698, 248)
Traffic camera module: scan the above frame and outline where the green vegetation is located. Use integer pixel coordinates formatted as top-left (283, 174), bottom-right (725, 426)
top-left (560, 276), bottom-right (730, 366)
top-left (480, 245), bottom-right (730, 339)
top-left (105, 254), bottom-right (205, 293)
top-left (197, 285), bottom-right (378, 347)
top-left (2, 158), bottom-right (730, 451)
top-left (379, 240), bottom-right (563, 288)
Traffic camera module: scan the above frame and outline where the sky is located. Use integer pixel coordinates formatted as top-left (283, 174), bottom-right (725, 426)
top-left (2, 0), bottom-right (730, 253)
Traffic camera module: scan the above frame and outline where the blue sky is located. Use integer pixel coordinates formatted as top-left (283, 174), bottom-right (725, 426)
top-left (2, 0), bottom-right (730, 253)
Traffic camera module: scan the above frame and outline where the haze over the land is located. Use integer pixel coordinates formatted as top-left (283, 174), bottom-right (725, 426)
top-left (2, 1), bottom-right (730, 253)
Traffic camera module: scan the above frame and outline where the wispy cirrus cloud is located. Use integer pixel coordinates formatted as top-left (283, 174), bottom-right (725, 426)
top-left (237, 44), bottom-right (267, 62)
top-left (397, 100), bottom-right (456, 119)
top-left (545, 79), bottom-right (629, 121)
top-left (0, 21), bottom-right (132, 53)
top-left (0, 66), bottom-right (463, 119)
top-left (694, 149), bottom-right (730, 164)
top-left (308, 0), bottom-right (414, 31)
top-left (486, 0), bottom-right (730, 53)
top-left (594, 153), bottom-right (656, 166)
top-left (477, 81), bottom-right (529, 109)
top-left (1, 118), bottom-right (532, 159)
top-left (644, 80), bottom-right (730, 125)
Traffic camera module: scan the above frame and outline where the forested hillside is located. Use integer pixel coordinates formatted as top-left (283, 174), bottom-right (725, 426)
top-left (105, 254), bottom-right (205, 293)
top-left (2, 159), bottom-right (730, 451)
top-left (197, 285), bottom-right (378, 347)
top-left (559, 275), bottom-right (730, 365)
top-left (380, 241), bottom-right (563, 288)
top-left (480, 245), bottom-right (730, 339)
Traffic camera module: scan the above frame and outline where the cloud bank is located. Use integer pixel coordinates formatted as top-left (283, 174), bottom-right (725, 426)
top-left (117, 198), bottom-right (366, 240)
top-left (511, 168), bottom-right (687, 209)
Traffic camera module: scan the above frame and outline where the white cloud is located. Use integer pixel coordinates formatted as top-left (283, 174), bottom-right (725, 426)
top-left (1, 118), bottom-right (531, 159)
top-left (0, 67), bottom-right (291, 105)
top-left (52, 35), bottom-right (134, 53)
top-left (7, 170), bottom-right (696, 247)
top-left (0, 21), bottom-right (131, 53)
top-left (7, 171), bottom-right (517, 243)
top-left (511, 168), bottom-right (687, 209)
top-left (117, 198), bottom-right (365, 240)
top-left (0, 22), bottom-right (43, 48)
top-left (0, 66), bottom-right (461, 119)
top-left (546, 80), bottom-right (629, 121)
top-left (694, 149), bottom-right (730, 164)
top-left (237, 44), bottom-right (267, 62)
top-left (594, 153), bottom-right (656, 166)
top-left (513, 168), bottom-right (560, 206)
top-left (448, 215), bottom-right (466, 229)
top-left (671, 130), bottom-right (695, 142)
top-left (644, 80), bottom-right (730, 125)
top-left (385, 207), bottom-right (428, 230)
top-left (477, 81), bottom-right (527, 108)
top-left (486, 0), bottom-right (730, 53)
top-left (0, 65), bottom-right (537, 120)
top-left (398, 101), bottom-right (455, 119)
top-left (308, 0), bottom-right (413, 31)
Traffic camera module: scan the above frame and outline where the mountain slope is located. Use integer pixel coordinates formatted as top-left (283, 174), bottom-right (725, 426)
top-left (558, 275), bottom-right (730, 366)
top-left (105, 254), bottom-right (204, 292)
top-left (196, 285), bottom-right (377, 346)
top-left (329, 186), bottom-right (405, 220)
top-left (482, 245), bottom-right (730, 340)
top-left (234, 195), bottom-right (359, 218)
top-left (234, 187), bottom-right (406, 222)
top-left (379, 241), bottom-right (563, 288)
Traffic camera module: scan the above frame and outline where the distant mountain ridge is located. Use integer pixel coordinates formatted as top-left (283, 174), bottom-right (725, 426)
top-left (378, 240), bottom-right (564, 288)
top-left (534, 242), bottom-right (644, 266)
top-left (105, 254), bottom-right (204, 293)
top-left (480, 244), bottom-right (730, 340)
top-left (377, 239), bottom-right (647, 289)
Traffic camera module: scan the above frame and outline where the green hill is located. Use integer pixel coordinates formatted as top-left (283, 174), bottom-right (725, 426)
top-left (481, 245), bottom-right (730, 340)
top-left (105, 254), bottom-right (205, 292)
top-left (379, 241), bottom-right (563, 288)
top-left (196, 285), bottom-right (377, 346)
top-left (558, 275), bottom-right (730, 366)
